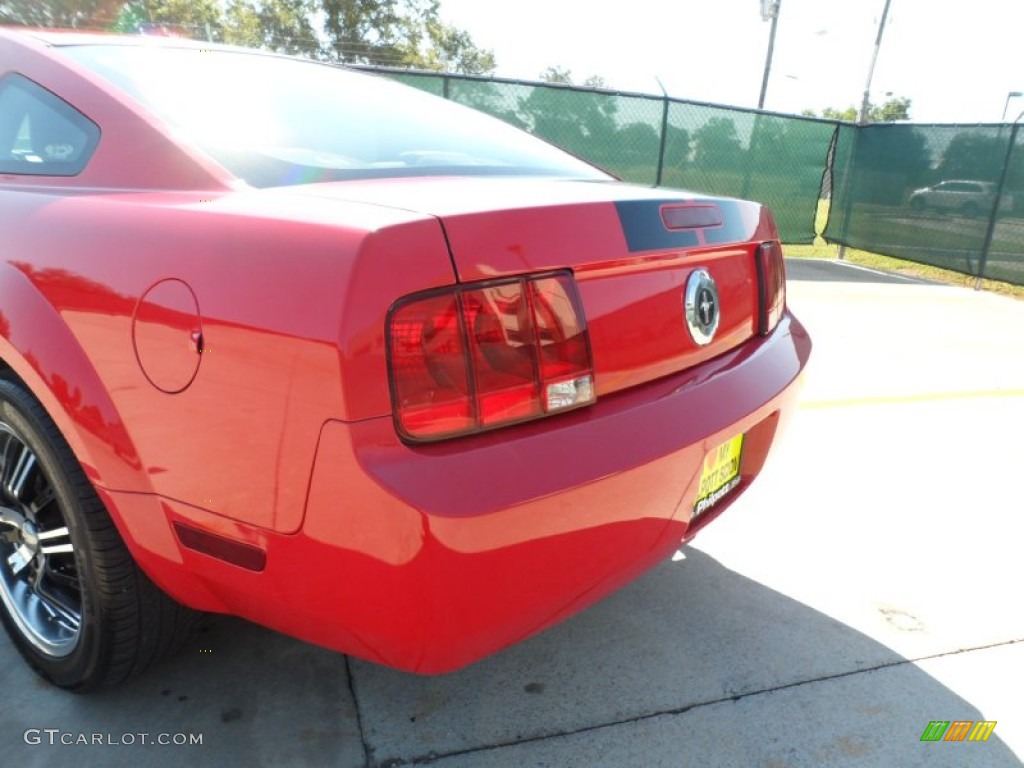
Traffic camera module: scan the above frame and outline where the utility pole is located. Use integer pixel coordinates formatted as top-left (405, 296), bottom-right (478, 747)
top-left (758, 0), bottom-right (782, 110)
top-left (858, 0), bottom-right (893, 124)
top-left (839, 0), bottom-right (893, 261)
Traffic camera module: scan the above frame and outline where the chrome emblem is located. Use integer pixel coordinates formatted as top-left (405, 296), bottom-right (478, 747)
top-left (684, 268), bottom-right (720, 346)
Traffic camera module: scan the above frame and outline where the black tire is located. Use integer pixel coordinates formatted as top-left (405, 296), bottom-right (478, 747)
top-left (0, 377), bottom-right (197, 692)
top-left (962, 202), bottom-right (981, 217)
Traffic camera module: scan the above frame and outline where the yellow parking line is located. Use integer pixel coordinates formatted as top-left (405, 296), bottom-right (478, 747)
top-left (801, 389), bottom-right (1024, 410)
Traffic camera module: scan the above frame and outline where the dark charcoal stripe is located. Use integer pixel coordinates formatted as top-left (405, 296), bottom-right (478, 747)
top-left (615, 199), bottom-right (747, 252)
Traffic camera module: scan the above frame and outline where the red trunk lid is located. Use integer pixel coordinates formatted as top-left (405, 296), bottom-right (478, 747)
top-left (287, 177), bottom-right (777, 398)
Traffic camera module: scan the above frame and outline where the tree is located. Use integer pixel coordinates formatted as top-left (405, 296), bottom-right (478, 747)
top-left (517, 79), bottom-right (618, 166)
top-left (320, 0), bottom-right (409, 64)
top-left (223, 0), bottom-right (320, 56)
top-left (539, 65), bottom-right (573, 84)
top-left (855, 125), bottom-right (932, 202)
top-left (692, 117), bottom-right (745, 171)
top-left (538, 67), bottom-right (607, 88)
top-left (821, 106), bottom-right (858, 122)
top-left (318, 0), bottom-right (494, 72)
top-left (5, 0), bottom-right (496, 71)
top-left (1, 0), bottom-right (124, 26)
top-left (661, 124), bottom-right (690, 170)
top-left (402, 18), bottom-right (495, 74)
top-left (115, 0), bottom-right (225, 38)
top-left (320, 0), bottom-right (495, 72)
top-left (616, 122), bottom-right (660, 165)
top-left (808, 96), bottom-right (912, 123)
top-left (448, 81), bottom-right (523, 127)
top-left (937, 131), bottom-right (1022, 184)
top-left (871, 96), bottom-right (911, 122)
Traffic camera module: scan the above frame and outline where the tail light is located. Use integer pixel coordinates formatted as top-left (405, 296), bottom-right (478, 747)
top-left (756, 241), bottom-right (786, 336)
top-left (387, 272), bottom-right (595, 442)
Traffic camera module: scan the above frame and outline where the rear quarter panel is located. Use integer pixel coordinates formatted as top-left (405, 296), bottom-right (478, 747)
top-left (0, 186), bottom-right (454, 532)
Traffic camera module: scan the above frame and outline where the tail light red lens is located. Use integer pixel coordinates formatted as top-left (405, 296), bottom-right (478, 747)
top-left (387, 272), bottom-right (595, 441)
top-left (388, 293), bottom-right (474, 437)
top-left (756, 241), bottom-right (786, 336)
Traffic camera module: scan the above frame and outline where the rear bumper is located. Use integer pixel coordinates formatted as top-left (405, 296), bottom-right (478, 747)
top-left (118, 311), bottom-right (811, 673)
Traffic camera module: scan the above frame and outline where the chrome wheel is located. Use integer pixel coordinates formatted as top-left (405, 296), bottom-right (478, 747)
top-left (0, 377), bottom-right (198, 691)
top-left (0, 422), bottom-right (81, 657)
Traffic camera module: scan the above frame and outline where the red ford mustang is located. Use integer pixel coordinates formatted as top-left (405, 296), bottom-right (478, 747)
top-left (0, 28), bottom-right (810, 690)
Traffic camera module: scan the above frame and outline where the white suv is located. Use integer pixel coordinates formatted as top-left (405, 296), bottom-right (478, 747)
top-left (908, 180), bottom-right (1013, 217)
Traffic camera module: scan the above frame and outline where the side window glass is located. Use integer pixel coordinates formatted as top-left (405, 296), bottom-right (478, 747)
top-left (0, 73), bottom-right (100, 176)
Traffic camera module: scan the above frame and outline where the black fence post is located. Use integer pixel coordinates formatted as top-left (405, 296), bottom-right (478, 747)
top-left (655, 94), bottom-right (669, 187)
top-left (976, 118), bottom-right (1019, 288)
top-left (741, 114), bottom-right (761, 200)
top-left (443, 74), bottom-right (450, 100)
top-left (835, 123), bottom-right (861, 261)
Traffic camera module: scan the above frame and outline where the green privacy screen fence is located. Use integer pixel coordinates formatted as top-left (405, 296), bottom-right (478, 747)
top-left (826, 123), bottom-right (1024, 286)
top-left (367, 68), bottom-right (1024, 287)
top-left (377, 69), bottom-right (836, 246)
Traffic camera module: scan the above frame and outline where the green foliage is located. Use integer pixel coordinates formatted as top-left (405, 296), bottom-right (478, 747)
top-left (538, 68), bottom-right (607, 88)
top-left (517, 84), bottom-right (619, 165)
top-left (403, 18), bottom-right (495, 74)
top-left (854, 125), bottom-right (932, 201)
top-left (319, 0), bottom-right (494, 72)
top-left (121, 0), bottom-right (225, 36)
top-left (809, 96), bottom-right (912, 124)
top-left (693, 117), bottom-right (744, 171)
top-left (2, 0), bottom-right (494, 71)
top-left (617, 122), bottom-right (660, 163)
top-left (821, 106), bottom-right (858, 122)
top-left (0, 0), bottom-right (123, 26)
top-left (661, 124), bottom-right (690, 170)
top-left (937, 131), bottom-right (1012, 183)
top-left (871, 96), bottom-right (911, 122)
top-left (447, 79), bottom-right (525, 127)
top-left (539, 66), bottom-right (573, 84)
top-left (223, 0), bottom-right (319, 55)
top-left (320, 0), bottom-right (406, 64)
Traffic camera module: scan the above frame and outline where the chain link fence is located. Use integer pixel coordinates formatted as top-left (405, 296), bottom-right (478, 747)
top-left (379, 69), bottom-right (833, 245)
top-left (367, 68), bottom-right (1024, 287)
top-left (826, 123), bottom-right (1024, 286)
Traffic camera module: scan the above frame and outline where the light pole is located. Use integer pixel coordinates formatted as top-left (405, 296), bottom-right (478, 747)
top-left (1002, 92), bottom-right (1023, 122)
top-left (858, 0), bottom-right (893, 124)
top-left (758, 0), bottom-right (781, 110)
top-left (838, 0), bottom-right (893, 261)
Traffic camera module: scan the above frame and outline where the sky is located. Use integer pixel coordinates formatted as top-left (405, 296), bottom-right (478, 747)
top-left (436, 0), bottom-right (1024, 124)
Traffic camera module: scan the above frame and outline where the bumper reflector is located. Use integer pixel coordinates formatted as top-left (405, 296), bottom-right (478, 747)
top-left (173, 522), bottom-right (266, 572)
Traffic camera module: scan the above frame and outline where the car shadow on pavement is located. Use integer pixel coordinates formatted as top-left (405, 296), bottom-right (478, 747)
top-left (1, 547), bottom-right (1018, 768)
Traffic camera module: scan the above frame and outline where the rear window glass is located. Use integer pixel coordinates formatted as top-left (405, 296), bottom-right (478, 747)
top-left (61, 45), bottom-right (609, 188)
top-left (0, 73), bottom-right (99, 176)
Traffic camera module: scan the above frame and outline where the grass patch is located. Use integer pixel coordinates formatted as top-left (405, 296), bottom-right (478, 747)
top-left (785, 197), bottom-right (1024, 298)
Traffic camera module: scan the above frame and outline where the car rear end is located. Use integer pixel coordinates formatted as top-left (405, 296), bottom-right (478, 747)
top-left (34, 39), bottom-right (810, 674)
top-left (271, 178), bottom-right (811, 672)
